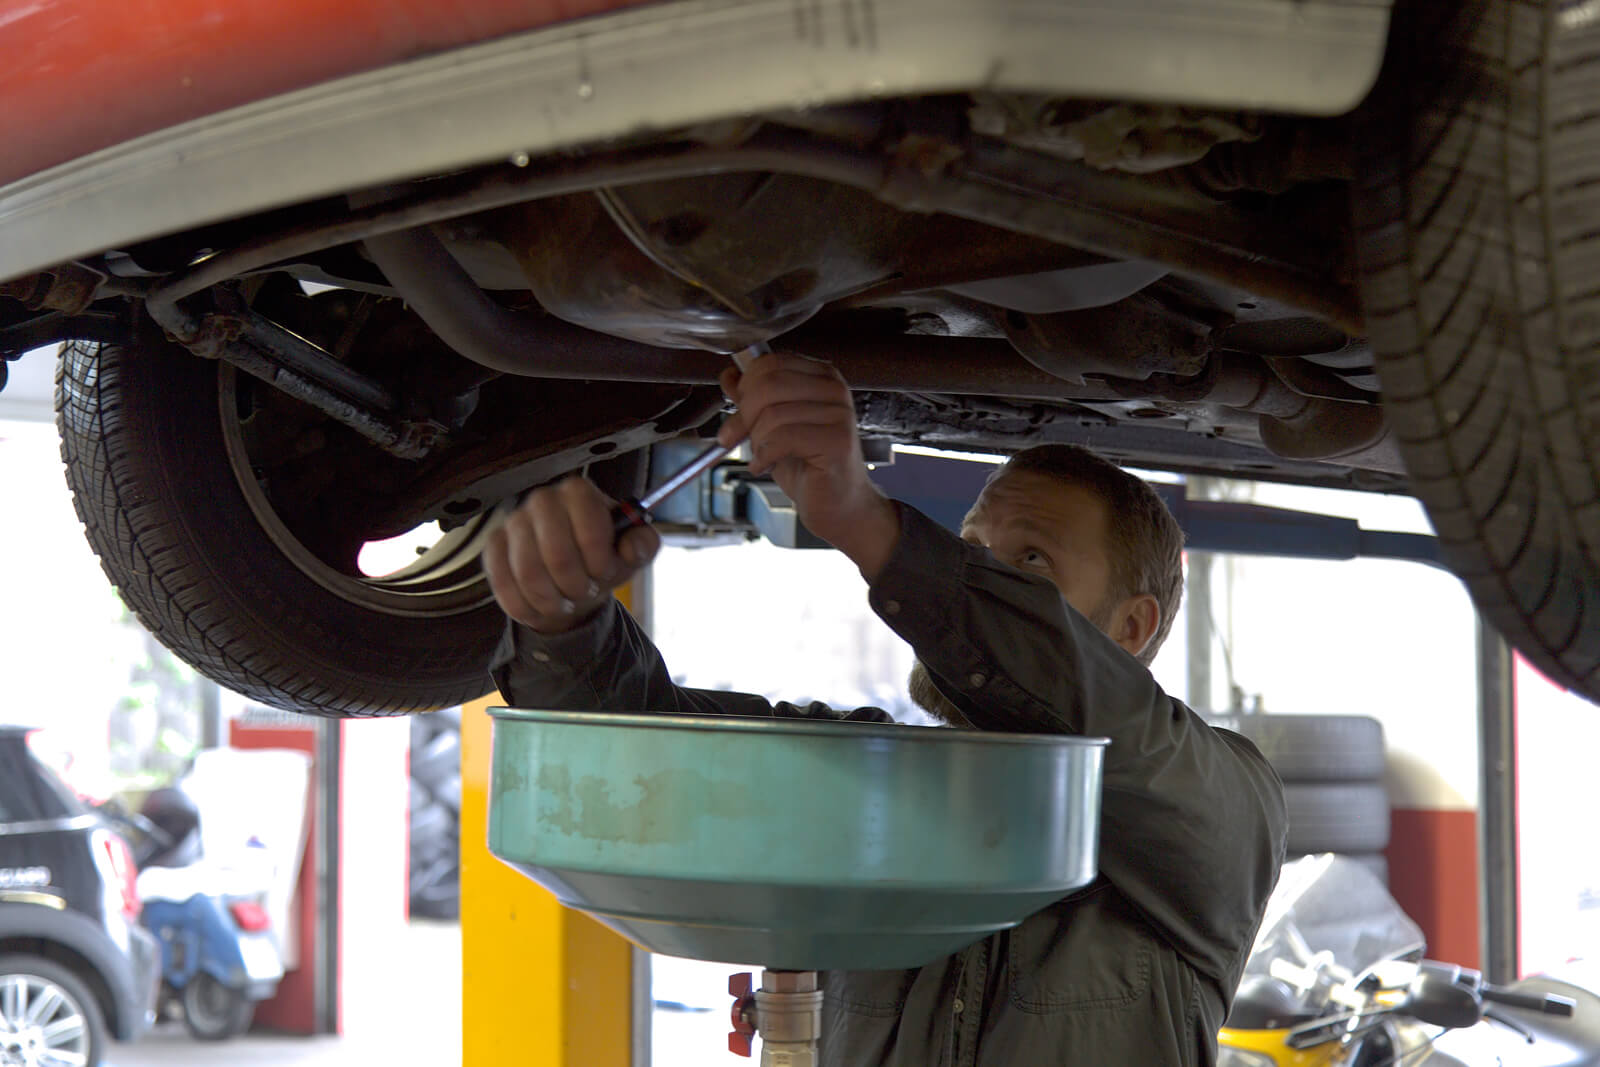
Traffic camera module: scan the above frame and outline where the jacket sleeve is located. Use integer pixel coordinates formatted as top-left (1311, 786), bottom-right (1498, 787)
top-left (868, 504), bottom-right (1289, 987)
top-left (489, 600), bottom-right (893, 724)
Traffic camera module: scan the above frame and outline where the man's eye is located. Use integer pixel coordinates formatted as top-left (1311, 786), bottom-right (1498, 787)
top-left (1017, 550), bottom-right (1051, 570)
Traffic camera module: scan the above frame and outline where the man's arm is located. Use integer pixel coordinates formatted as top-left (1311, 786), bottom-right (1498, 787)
top-left (481, 469), bottom-right (888, 723)
top-left (867, 503), bottom-right (1288, 986)
top-left (482, 354), bottom-right (903, 720)
top-left (719, 352), bottom-right (1285, 985)
top-left (490, 596), bottom-right (890, 724)
top-left (481, 468), bottom-right (782, 717)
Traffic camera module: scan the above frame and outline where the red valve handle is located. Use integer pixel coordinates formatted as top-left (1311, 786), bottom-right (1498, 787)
top-left (728, 971), bottom-right (757, 1057)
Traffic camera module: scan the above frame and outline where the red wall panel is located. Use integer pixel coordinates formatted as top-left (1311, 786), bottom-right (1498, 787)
top-left (1386, 808), bottom-right (1480, 972)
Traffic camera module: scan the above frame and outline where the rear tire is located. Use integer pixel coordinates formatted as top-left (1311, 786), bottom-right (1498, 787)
top-left (1353, 0), bottom-right (1600, 703)
top-left (181, 974), bottom-right (254, 1041)
top-left (55, 334), bottom-right (504, 715)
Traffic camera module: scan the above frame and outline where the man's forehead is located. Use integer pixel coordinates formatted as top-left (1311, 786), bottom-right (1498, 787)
top-left (962, 469), bottom-right (1102, 535)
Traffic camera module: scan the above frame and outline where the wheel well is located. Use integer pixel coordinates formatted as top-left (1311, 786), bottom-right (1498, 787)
top-left (0, 936), bottom-right (119, 1032)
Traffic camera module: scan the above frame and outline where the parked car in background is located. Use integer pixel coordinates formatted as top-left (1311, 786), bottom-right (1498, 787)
top-left (2, 0), bottom-right (1597, 714)
top-left (0, 726), bottom-right (160, 1067)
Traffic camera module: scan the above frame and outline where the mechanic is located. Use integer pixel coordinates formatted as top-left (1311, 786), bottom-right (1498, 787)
top-left (483, 351), bottom-right (1289, 1066)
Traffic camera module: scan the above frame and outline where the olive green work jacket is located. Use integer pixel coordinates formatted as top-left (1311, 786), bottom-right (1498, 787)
top-left (492, 504), bottom-right (1288, 1066)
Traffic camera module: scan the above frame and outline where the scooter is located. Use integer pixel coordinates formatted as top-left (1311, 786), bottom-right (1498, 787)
top-left (1218, 854), bottom-right (1597, 1067)
top-left (100, 787), bottom-right (285, 1041)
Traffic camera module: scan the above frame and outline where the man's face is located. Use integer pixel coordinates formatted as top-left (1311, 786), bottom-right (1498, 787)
top-left (908, 468), bottom-right (1121, 728)
top-left (961, 469), bottom-right (1120, 625)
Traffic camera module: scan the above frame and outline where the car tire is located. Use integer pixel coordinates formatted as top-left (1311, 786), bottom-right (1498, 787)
top-left (1213, 714), bottom-right (1387, 782)
top-left (55, 334), bottom-right (504, 715)
top-left (432, 774), bottom-right (463, 813)
top-left (410, 709), bottom-right (463, 918)
top-left (410, 857), bottom-right (463, 920)
top-left (181, 974), bottom-right (255, 1041)
top-left (409, 731), bottom-right (461, 794)
top-left (412, 833), bottom-right (457, 868)
top-left (1282, 782), bottom-right (1392, 855)
top-left (409, 778), bottom-right (432, 815)
top-left (1353, 0), bottom-right (1600, 704)
top-left (0, 953), bottom-right (109, 1067)
top-left (411, 707), bottom-right (463, 749)
top-left (409, 800), bottom-right (453, 845)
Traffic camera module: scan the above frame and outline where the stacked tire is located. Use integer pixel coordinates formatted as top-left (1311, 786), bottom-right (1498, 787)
top-left (409, 708), bottom-right (462, 920)
top-left (1210, 714), bottom-right (1390, 884)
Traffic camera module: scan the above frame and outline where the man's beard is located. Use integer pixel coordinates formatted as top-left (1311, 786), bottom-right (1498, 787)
top-left (908, 660), bottom-right (976, 729)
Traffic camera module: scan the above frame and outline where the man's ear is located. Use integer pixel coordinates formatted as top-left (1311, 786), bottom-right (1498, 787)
top-left (1109, 594), bottom-right (1161, 660)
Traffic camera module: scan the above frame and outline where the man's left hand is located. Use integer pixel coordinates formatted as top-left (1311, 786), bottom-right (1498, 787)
top-left (717, 352), bottom-right (900, 580)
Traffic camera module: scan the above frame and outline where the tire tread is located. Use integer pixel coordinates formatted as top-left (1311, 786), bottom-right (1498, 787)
top-left (1354, 0), bottom-right (1600, 701)
top-left (54, 339), bottom-right (500, 716)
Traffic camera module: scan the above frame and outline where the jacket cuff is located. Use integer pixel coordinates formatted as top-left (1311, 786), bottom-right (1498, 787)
top-left (489, 603), bottom-right (620, 701)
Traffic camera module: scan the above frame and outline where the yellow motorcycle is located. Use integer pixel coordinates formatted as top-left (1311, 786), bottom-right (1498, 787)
top-left (1218, 855), bottom-right (1594, 1067)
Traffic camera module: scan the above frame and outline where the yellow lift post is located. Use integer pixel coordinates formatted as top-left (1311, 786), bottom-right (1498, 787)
top-left (459, 583), bottom-right (643, 1067)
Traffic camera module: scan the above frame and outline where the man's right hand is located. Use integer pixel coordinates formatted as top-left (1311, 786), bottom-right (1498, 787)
top-left (483, 476), bottom-right (661, 634)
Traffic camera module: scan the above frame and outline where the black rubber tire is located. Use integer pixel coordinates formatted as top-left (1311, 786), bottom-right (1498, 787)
top-left (411, 871), bottom-right (462, 921)
top-left (1283, 782), bottom-right (1391, 854)
top-left (409, 801), bottom-right (453, 845)
top-left (0, 953), bottom-right (108, 1067)
top-left (410, 707), bottom-right (463, 749)
top-left (181, 974), bottom-right (255, 1041)
top-left (55, 335), bottom-right (503, 715)
top-left (411, 832), bottom-right (457, 868)
top-left (409, 732), bottom-right (461, 793)
top-left (1212, 715), bottom-right (1387, 782)
top-left (1353, 0), bottom-right (1600, 704)
top-left (432, 775), bottom-right (463, 814)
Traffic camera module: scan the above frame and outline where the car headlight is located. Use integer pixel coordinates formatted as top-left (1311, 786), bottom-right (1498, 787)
top-left (1216, 1048), bottom-right (1278, 1067)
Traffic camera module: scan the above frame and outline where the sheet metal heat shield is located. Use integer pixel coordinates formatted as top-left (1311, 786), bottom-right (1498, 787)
top-left (488, 708), bottom-right (1106, 970)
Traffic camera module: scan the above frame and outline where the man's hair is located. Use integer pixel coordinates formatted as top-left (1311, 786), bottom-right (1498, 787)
top-left (996, 444), bottom-right (1185, 665)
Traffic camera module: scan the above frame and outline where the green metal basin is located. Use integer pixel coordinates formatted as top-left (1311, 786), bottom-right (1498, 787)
top-left (488, 708), bottom-right (1106, 970)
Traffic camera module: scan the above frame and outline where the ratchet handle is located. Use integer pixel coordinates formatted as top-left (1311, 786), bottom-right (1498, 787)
top-left (605, 342), bottom-right (769, 543)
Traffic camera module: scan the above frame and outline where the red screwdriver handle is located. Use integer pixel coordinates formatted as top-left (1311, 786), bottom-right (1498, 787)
top-left (611, 496), bottom-right (652, 539)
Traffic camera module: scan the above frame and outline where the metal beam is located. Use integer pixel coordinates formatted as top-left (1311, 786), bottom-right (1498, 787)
top-left (663, 450), bottom-right (1442, 569)
top-left (1476, 620), bottom-right (1519, 983)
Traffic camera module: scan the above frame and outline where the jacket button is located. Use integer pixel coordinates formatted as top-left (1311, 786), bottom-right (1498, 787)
top-left (953, 997), bottom-right (965, 1015)
top-left (968, 672), bottom-right (986, 688)
top-left (532, 650), bottom-right (552, 663)
top-left (884, 600), bottom-right (901, 615)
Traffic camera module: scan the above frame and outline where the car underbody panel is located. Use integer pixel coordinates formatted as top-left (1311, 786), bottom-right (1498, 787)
top-left (5, 91), bottom-right (1409, 544)
top-left (0, 0), bottom-right (1392, 284)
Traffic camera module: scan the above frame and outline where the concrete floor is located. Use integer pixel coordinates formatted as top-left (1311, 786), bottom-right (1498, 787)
top-left (109, 919), bottom-right (462, 1067)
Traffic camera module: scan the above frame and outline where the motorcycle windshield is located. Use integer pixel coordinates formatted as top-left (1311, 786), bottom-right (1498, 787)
top-left (1244, 854), bottom-right (1426, 1007)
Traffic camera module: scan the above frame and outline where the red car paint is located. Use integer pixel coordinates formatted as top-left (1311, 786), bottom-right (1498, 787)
top-left (0, 0), bottom-right (653, 187)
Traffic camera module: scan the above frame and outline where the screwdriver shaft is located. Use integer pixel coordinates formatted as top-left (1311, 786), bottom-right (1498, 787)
top-left (610, 341), bottom-right (771, 536)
